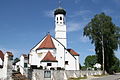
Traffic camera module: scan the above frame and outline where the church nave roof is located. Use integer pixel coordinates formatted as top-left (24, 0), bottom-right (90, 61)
top-left (37, 34), bottom-right (56, 49)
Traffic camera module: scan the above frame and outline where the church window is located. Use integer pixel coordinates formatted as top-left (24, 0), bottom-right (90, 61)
top-left (57, 17), bottom-right (58, 20)
top-left (47, 63), bottom-right (52, 66)
top-left (60, 17), bottom-right (62, 20)
top-left (8, 56), bottom-right (13, 60)
top-left (24, 63), bottom-right (27, 68)
top-left (65, 61), bottom-right (68, 65)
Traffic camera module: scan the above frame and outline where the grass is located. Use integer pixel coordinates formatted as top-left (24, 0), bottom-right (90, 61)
top-left (93, 74), bottom-right (109, 77)
top-left (68, 76), bottom-right (87, 80)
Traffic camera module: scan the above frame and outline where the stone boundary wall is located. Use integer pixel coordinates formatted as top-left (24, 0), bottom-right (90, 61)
top-left (0, 68), bottom-right (5, 80)
top-left (28, 69), bottom-right (102, 80)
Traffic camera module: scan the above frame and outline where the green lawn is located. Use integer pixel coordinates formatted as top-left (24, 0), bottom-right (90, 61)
top-left (68, 76), bottom-right (87, 80)
top-left (93, 74), bottom-right (109, 77)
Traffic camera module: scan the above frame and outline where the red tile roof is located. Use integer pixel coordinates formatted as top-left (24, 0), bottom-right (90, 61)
top-left (0, 50), bottom-right (4, 61)
top-left (22, 54), bottom-right (28, 59)
top-left (37, 34), bottom-right (55, 49)
top-left (6, 52), bottom-right (13, 56)
top-left (41, 51), bottom-right (57, 62)
top-left (67, 49), bottom-right (79, 56)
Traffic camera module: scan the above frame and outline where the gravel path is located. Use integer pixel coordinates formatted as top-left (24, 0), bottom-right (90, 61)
top-left (90, 73), bottom-right (120, 80)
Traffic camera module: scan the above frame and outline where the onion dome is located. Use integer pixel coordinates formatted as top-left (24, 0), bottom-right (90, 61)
top-left (54, 8), bottom-right (66, 15)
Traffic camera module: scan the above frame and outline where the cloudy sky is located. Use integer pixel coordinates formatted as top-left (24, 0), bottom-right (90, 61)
top-left (0, 0), bottom-right (120, 65)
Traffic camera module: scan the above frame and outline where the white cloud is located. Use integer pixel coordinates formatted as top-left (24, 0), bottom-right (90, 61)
top-left (44, 10), bottom-right (54, 18)
top-left (80, 36), bottom-right (89, 43)
top-left (67, 22), bottom-right (81, 32)
top-left (88, 48), bottom-right (95, 52)
top-left (69, 10), bottom-right (92, 18)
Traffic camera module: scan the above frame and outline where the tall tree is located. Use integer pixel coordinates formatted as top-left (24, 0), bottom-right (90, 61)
top-left (84, 13), bottom-right (120, 74)
top-left (84, 55), bottom-right (97, 68)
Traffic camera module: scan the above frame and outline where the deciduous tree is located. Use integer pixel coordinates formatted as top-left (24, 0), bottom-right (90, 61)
top-left (84, 13), bottom-right (120, 74)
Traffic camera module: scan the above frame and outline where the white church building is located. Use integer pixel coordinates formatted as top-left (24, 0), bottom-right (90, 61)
top-left (29, 7), bottom-right (80, 70)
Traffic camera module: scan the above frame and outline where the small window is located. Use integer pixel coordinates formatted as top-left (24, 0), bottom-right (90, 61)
top-left (24, 63), bottom-right (27, 68)
top-left (44, 71), bottom-right (51, 78)
top-left (47, 63), bottom-right (52, 66)
top-left (60, 17), bottom-right (62, 20)
top-left (9, 56), bottom-right (13, 60)
top-left (65, 61), bottom-right (68, 65)
top-left (57, 17), bottom-right (58, 20)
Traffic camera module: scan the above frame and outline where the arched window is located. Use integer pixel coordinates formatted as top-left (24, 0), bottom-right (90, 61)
top-left (60, 17), bottom-right (62, 20)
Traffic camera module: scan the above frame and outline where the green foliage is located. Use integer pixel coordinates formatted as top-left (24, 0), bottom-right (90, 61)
top-left (13, 58), bottom-right (20, 65)
top-left (69, 76), bottom-right (87, 80)
top-left (110, 56), bottom-right (120, 73)
top-left (81, 66), bottom-right (87, 70)
top-left (84, 55), bottom-right (97, 68)
top-left (84, 12), bottom-right (120, 74)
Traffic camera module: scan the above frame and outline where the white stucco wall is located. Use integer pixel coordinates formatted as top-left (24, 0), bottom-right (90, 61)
top-left (3, 53), bottom-right (8, 78)
top-left (0, 53), bottom-right (9, 79)
top-left (20, 55), bottom-right (28, 75)
top-left (14, 61), bottom-right (20, 71)
top-left (75, 56), bottom-right (80, 70)
top-left (52, 38), bottom-right (65, 68)
top-left (0, 58), bottom-right (3, 66)
top-left (55, 14), bottom-right (67, 48)
top-left (29, 51), bottom-right (38, 66)
top-left (41, 62), bottom-right (58, 69)
top-left (64, 50), bottom-right (76, 70)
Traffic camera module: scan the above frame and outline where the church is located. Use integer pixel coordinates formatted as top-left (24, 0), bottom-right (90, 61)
top-left (29, 7), bottom-right (80, 70)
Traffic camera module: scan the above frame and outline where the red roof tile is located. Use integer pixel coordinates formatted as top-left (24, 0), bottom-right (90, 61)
top-left (6, 52), bottom-right (13, 56)
top-left (41, 51), bottom-right (57, 62)
top-left (37, 34), bottom-right (55, 49)
top-left (0, 50), bottom-right (4, 61)
top-left (67, 49), bottom-right (79, 56)
top-left (22, 54), bottom-right (28, 59)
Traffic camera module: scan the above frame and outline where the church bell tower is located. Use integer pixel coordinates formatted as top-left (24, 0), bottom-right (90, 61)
top-left (54, 8), bottom-right (67, 48)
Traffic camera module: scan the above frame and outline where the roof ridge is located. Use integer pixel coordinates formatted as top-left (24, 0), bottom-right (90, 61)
top-left (37, 34), bottom-right (55, 49)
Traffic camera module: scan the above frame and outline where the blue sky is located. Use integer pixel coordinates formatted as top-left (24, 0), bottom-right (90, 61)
top-left (0, 0), bottom-right (120, 65)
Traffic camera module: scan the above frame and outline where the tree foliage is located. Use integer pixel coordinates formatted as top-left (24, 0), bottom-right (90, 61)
top-left (13, 58), bottom-right (20, 65)
top-left (110, 56), bottom-right (120, 73)
top-left (84, 13), bottom-right (120, 74)
top-left (84, 55), bottom-right (97, 68)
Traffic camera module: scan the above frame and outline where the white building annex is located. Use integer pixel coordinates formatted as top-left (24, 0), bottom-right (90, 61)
top-left (0, 50), bottom-right (4, 68)
top-left (29, 7), bottom-right (80, 70)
